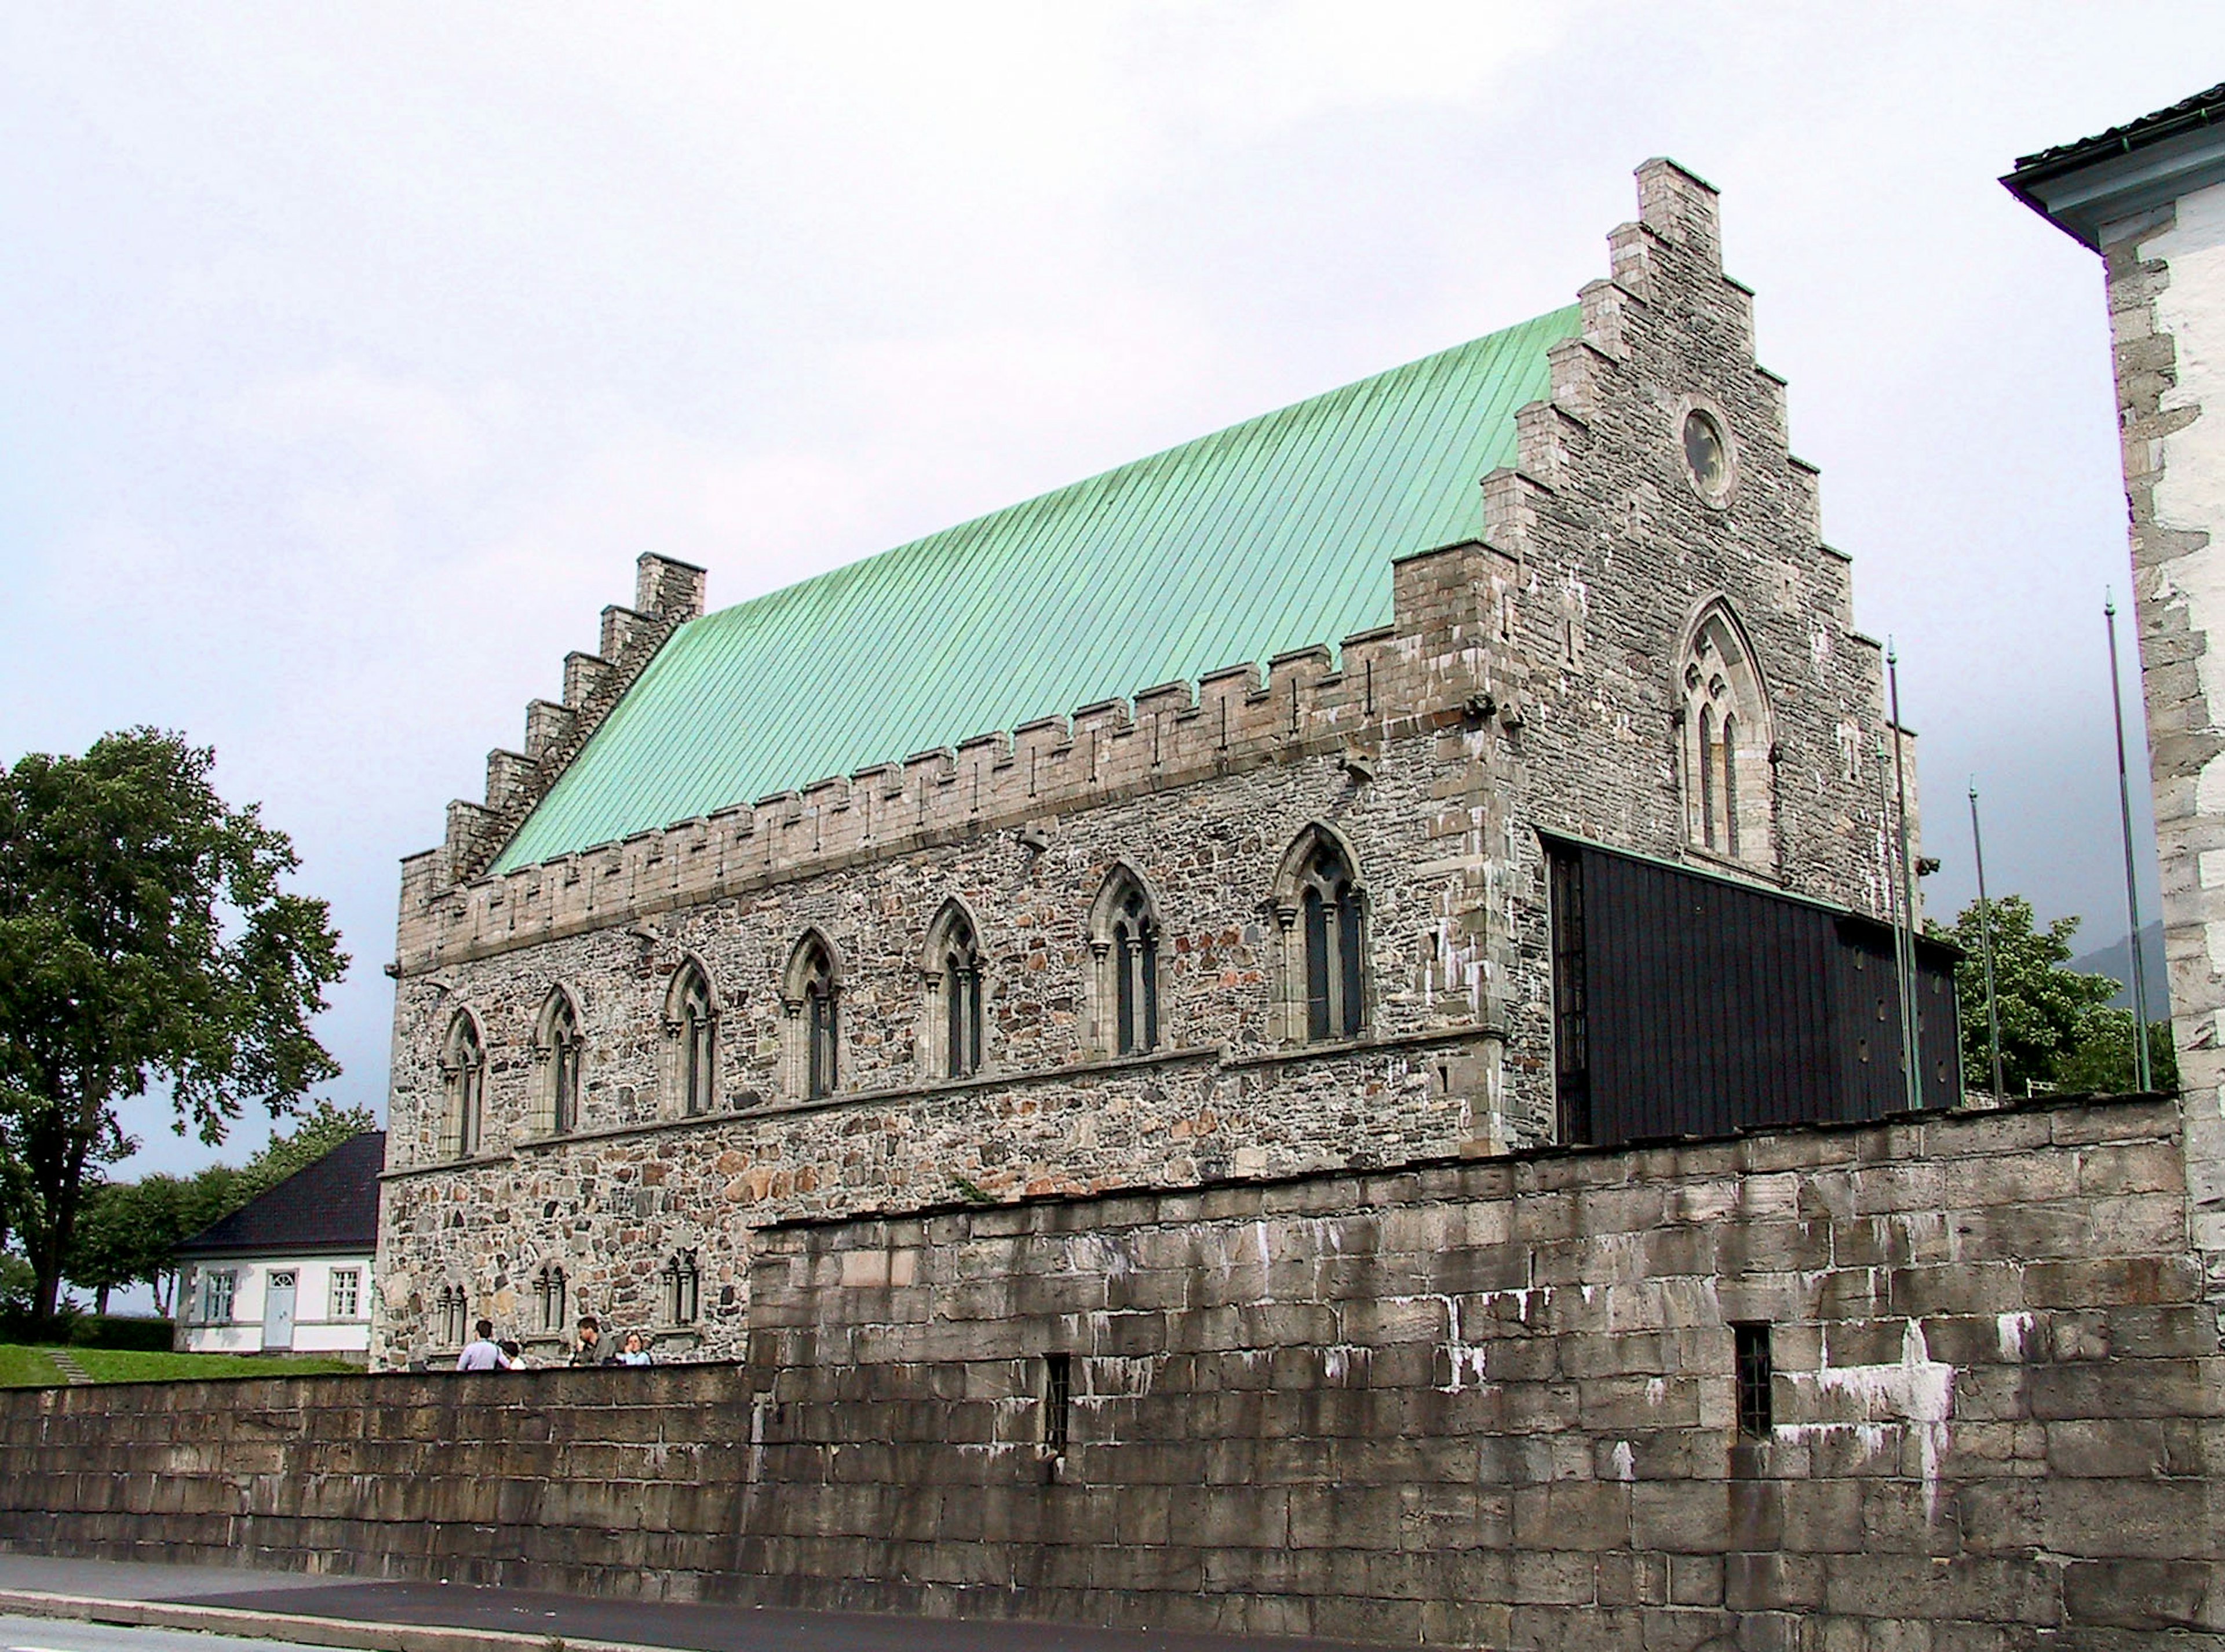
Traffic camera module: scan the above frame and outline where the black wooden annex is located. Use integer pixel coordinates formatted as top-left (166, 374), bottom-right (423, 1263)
top-left (1545, 834), bottom-right (1960, 1148)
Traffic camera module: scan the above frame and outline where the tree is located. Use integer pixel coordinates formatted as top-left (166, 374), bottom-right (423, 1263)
top-left (0, 729), bottom-right (348, 1318)
top-left (63, 1101), bottom-right (375, 1315)
top-left (2056, 1006), bottom-right (2180, 1097)
top-left (1932, 895), bottom-right (2151, 1097)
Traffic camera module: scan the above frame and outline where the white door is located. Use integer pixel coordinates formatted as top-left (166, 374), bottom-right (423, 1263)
top-left (262, 1271), bottom-right (297, 1350)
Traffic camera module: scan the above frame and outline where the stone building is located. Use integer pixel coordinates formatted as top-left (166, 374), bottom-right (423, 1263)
top-left (2008, 83), bottom-right (2225, 1267)
top-left (374, 160), bottom-right (1924, 1368)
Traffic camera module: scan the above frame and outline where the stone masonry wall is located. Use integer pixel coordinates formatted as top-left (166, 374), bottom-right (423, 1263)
top-left (374, 161), bottom-right (1914, 1367)
top-left (5, 1096), bottom-right (2217, 1650)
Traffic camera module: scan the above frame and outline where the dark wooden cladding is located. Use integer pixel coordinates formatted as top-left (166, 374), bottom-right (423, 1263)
top-left (1546, 836), bottom-right (1961, 1147)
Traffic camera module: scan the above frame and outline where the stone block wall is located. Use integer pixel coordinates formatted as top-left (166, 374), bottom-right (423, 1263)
top-left (375, 160), bottom-right (1916, 1367)
top-left (6, 1096), bottom-right (2219, 1648)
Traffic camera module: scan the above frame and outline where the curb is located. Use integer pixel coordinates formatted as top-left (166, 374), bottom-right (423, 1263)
top-left (0, 1589), bottom-right (652, 1652)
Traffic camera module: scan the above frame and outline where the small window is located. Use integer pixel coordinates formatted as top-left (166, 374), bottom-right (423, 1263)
top-left (329, 1268), bottom-right (361, 1320)
top-left (1279, 830), bottom-right (1363, 1042)
top-left (1733, 1322), bottom-right (1773, 1438)
top-left (442, 1013), bottom-right (486, 1160)
top-left (203, 1269), bottom-right (238, 1324)
top-left (925, 902), bottom-right (984, 1080)
top-left (1092, 869), bottom-right (1161, 1058)
top-left (1043, 1352), bottom-right (1073, 1456)
top-left (539, 989), bottom-right (583, 1134)
top-left (1678, 601), bottom-right (1775, 868)
top-left (534, 1263), bottom-right (567, 1335)
top-left (668, 961), bottom-right (717, 1116)
top-left (661, 1250), bottom-right (700, 1326)
top-left (435, 1284), bottom-right (467, 1347)
top-left (1682, 407), bottom-right (1728, 495)
top-left (786, 934), bottom-right (840, 1099)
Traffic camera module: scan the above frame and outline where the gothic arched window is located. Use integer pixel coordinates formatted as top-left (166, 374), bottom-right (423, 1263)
top-left (534, 1262), bottom-right (567, 1335)
top-left (1679, 600), bottom-right (1775, 868)
top-left (1274, 828), bottom-right (1366, 1044)
top-left (925, 901), bottom-right (984, 1080)
top-left (1089, 867), bottom-right (1161, 1057)
top-left (537, 989), bottom-right (583, 1135)
top-left (434, 1284), bottom-right (466, 1348)
top-left (660, 1250), bottom-right (700, 1326)
top-left (666, 960), bottom-right (717, 1117)
top-left (784, 933), bottom-right (840, 1099)
top-left (440, 1012), bottom-right (486, 1161)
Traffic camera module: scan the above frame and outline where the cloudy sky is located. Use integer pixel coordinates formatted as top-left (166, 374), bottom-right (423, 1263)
top-left (3, 4), bottom-right (2216, 1180)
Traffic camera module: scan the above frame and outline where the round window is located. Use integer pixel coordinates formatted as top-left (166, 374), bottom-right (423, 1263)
top-left (1682, 409), bottom-right (1728, 494)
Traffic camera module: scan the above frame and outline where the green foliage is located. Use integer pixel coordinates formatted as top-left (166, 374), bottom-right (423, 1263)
top-left (0, 1343), bottom-right (358, 1388)
top-left (0, 729), bottom-right (348, 1317)
top-left (64, 1101), bottom-right (375, 1313)
top-left (2055, 1006), bottom-right (2180, 1095)
top-left (1934, 895), bottom-right (2170, 1097)
top-left (65, 1314), bottom-right (176, 1351)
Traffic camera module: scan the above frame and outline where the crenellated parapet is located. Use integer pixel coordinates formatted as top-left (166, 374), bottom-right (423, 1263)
top-left (430, 552), bottom-right (707, 886)
top-left (396, 536), bottom-right (1531, 973)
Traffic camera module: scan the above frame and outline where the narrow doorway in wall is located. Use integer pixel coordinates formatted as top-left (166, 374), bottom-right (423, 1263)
top-left (1549, 848), bottom-right (1592, 1144)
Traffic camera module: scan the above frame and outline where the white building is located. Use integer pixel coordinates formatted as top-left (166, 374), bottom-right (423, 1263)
top-left (2008, 86), bottom-right (2225, 1253)
top-left (175, 1132), bottom-right (382, 1359)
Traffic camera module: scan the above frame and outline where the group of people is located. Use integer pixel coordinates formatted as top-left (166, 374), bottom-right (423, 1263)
top-left (454, 1314), bottom-right (653, 1370)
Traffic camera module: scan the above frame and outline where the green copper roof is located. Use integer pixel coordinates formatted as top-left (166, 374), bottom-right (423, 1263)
top-left (491, 305), bottom-right (1581, 873)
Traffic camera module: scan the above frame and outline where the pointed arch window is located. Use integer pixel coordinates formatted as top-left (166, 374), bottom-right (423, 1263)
top-left (660, 1250), bottom-right (700, 1326)
top-left (1089, 869), bottom-right (1161, 1057)
top-left (784, 933), bottom-right (840, 1100)
top-left (440, 1013), bottom-right (486, 1161)
top-left (1274, 829), bottom-right (1366, 1044)
top-left (534, 1263), bottom-right (567, 1335)
top-left (435, 1285), bottom-right (466, 1348)
top-left (666, 960), bottom-right (718, 1117)
top-left (1679, 601), bottom-right (1775, 869)
top-left (925, 902), bottom-right (984, 1080)
top-left (537, 989), bottom-right (583, 1135)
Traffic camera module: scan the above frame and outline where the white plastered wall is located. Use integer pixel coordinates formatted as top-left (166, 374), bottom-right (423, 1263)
top-left (177, 1254), bottom-right (375, 1356)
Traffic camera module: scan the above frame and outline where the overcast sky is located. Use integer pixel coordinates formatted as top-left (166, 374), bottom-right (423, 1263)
top-left (4, 4), bottom-right (2215, 1182)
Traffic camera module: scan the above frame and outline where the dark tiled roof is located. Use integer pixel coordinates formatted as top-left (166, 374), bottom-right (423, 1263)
top-left (2011, 82), bottom-right (2225, 177)
top-left (176, 1132), bottom-right (385, 1258)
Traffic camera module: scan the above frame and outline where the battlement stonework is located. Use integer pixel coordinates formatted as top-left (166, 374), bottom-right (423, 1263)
top-left (9, 1097), bottom-right (2215, 1647)
top-left (374, 161), bottom-right (1915, 1368)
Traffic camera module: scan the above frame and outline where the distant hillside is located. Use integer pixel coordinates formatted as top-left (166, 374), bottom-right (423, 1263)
top-left (2069, 921), bottom-right (2169, 1019)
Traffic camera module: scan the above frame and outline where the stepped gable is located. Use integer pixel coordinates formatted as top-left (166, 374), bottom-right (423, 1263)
top-left (482, 308), bottom-right (1580, 876)
top-left (175, 1132), bottom-right (385, 1258)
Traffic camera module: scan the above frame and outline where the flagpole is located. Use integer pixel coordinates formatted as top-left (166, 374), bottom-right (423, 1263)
top-left (2104, 594), bottom-right (2154, 1092)
top-left (1969, 781), bottom-right (2005, 1102)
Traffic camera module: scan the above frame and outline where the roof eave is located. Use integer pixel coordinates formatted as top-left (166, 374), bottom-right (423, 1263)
top-left (2006, 105), bottom-right (2225, 251)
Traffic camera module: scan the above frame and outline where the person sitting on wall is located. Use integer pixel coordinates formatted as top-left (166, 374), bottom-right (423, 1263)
top-left (614, 1330), bottom-right (652, 1366)
top-left (456, 1319), bottom-right (504, 1371)
top-left (569, 1315), bottom-right (605, 1366)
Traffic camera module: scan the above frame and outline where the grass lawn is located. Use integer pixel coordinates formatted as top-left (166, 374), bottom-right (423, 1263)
top-left (0, 1344), bottom-right (360, 1387)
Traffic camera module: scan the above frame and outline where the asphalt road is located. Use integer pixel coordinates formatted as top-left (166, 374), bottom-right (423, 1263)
top-left (0, 1556), bottom-right (1383, 1652)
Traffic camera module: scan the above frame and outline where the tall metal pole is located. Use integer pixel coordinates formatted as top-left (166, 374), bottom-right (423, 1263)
top-left (1879, 743), bottom-right (1917, 1113)
top-left (2104, 593), bottom-right (2155, 1092)
top-left (1969, 781), bottom-right (2005, 1102)
top-left (1888, 647), bottom-right (1924, 1111)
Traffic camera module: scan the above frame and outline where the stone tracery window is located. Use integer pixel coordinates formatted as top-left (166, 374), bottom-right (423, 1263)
top-left (1088, 866), bottom-right (1162, 1057)
top-left (535, 988), bottom-right (583, 1135)
top-left (924, 900), bottom-right (984, 1080)
top-left (1272, 826), bottom-right (1367, 1044)
top-left (660, 1250), bottom-right (699, 1326)
top-left (664, 959), bottom-right (718, 1117)
top-left (434, 1284), bottom-right (466, 1347)
top-left (534, 1262), bottom-right (567, 1334)
top-left (783, 932), bottom-right (841, 1099)
top-left (1679, 600), bottom-right (1775, 869)
top-left (439, 1012), bottom-right (486, 1161)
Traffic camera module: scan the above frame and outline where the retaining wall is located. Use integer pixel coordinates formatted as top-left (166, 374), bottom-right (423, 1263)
top-left (2, 1095), bottom-right (2217, 1649)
